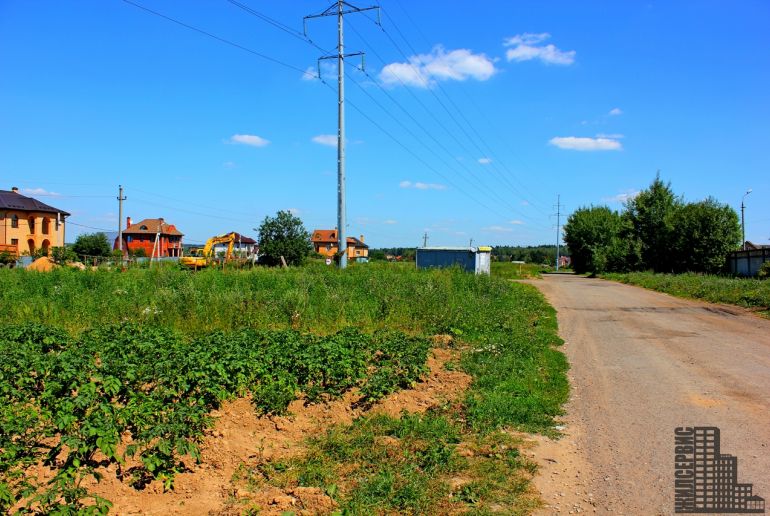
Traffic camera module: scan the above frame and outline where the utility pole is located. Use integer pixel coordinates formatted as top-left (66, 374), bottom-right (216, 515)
top-left (423, 232), bottom-right (429, 248)
top-left (117, 185), bottom-right (126, 253)
top-left (554, 194), bottom-right (564, 271)
top-left (469, 238), bottom-right (474, 248)
top-left (741, 189), bottom-right (752, 250)
top-left (305, 1), bottom-right (378, 269)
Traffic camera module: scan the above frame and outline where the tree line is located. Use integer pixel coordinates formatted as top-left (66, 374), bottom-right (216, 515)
top-left (563, 175), bottom-right (741, 274)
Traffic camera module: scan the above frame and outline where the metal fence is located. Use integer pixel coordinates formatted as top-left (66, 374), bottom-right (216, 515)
top-left (727, 248), bottom-right (769, 276)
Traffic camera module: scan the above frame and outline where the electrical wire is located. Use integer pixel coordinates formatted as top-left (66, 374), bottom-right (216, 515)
top-left (225, 0), bottom-right (541, 225)
top-left (120, 0), bottom-right (311, 76)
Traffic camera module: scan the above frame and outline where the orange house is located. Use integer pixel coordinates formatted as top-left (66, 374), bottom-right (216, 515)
top-left (311, 229), bottom-right (369, 261)
top-left (114, 217), bottom-right (183, 258)
top-left (0, 186), bottom-right (69, 257)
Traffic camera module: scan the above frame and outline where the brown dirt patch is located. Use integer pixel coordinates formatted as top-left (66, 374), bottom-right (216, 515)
top-left (84, 346), bottom-right (471, 515)
top-left (26, 256), bottom-right (58, 271)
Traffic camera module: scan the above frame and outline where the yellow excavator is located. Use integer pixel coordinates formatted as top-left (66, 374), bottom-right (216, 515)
top-left (180, 232), bottom-right (237, 269)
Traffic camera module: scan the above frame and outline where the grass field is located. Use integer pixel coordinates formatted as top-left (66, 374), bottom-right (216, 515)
top-left (0, 264), bottom-right (567, 513)
top-left (603, 271), bottom-right (770, 314)
top-left (490, 261), bottom-right (546, 280)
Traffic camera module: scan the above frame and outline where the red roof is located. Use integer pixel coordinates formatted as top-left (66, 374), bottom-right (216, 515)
top-left (311, 229), bottom-right (337, 242)
top-left (311, 229), bottom-right (368, 248)
top-left (124, 218), bottom-right (183, 236)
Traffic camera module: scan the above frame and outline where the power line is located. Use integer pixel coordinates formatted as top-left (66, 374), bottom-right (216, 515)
top-left (344, 17), bottom-right (548, 227)
top-left (225, 0), bottom-right (529, 230)
top-left (120, 0), bottom-right (311, 76)
top-left (67, 221), bottom-right (115, 232)
top-left (376, 8), bottom-right (551, 216)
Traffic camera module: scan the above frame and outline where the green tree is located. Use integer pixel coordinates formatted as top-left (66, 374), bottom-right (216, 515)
top-left (72, 232), bottom-right (111, 259)
top-left (563, 206), bottom-right (630, 274)
top-left (625, 175), bottom-right (682, 272)
top-left (50, 246), bottom-right (76, 264)
top-left (671, 198), bottom-right (741, 273)
top-left (257, 210), bottom-right (312, 266)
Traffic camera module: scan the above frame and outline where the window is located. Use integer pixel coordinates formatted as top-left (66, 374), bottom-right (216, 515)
top-left (42, 218), bottom-right (50, 235)
top-left (11, 214), bottom-right (18, 228)
top-left (11, 238), bottom-right (18, 245)
top-left (326, 244), bottom-right (332, 251)
top-left (356, 250), bottom-right (361, 256)
top-left (140, 225), bottom-right (148, 230)
top-left (28, 217), bottom-right (35, 234)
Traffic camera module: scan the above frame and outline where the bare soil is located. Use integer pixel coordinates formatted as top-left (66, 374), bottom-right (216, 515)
top-left (525, 275), bottom-right (770, 515)
top-left (84, 345), bottom-right (471, 515)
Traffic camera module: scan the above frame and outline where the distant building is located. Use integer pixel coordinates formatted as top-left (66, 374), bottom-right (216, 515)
top-left (311, 229), bottom-right (369, 261)
top-left (114, 217), bottom-right (183, 258)
top-left (416, 246), bottom-right (492, 274)
top-left (213, 232), bottom-right (257, 257)
top-left (0, 186), bottom-right (69, 257)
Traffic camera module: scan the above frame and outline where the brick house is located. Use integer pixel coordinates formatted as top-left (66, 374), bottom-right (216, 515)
top-left (0, 186), bottom-right (69, 257)
top-left (311, 229), bottom-right (369, 261)
top-left (114, 217), bottom-right (183, 257)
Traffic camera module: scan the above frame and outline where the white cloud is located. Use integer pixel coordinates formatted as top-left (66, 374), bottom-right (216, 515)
top-left (301, 66), bottom-right (317, 81)
top-left (287, 207), bottom-right (301, 215)
top-left (504, 33), bottom-right (575, 65)
top-left (302, 62), bottom-right (336, 82)
top-left (596, 133), bottom-right (624, 139)
top-left (230, 134), bottom-right (270, 147)
top-left (380, 45), bottom-right (496, 88)
top-left (312, 134), bottom-right (337, 147)
top-left (509, 220), bottom-right (524, 225)
top-left (603, 190), bottom-right (640, 203)
top-left (223, 161), bottom-right (236, 169)
top-left (383, 219), bottom-right (398, 225)
top-left (609, 107), bottom-right (623, 116)
top-left (400, 180), bottom-right (447, 190)
top-left (478, 157), bottom-right (492, 165)
top-left (22, 187), bottom-right (60, 197)
top-left (482, 225), bottom-right (514, 233)
top-left (549, 136), bottom-right (622, 151)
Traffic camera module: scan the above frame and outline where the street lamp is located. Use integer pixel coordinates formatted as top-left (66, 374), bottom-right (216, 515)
top-left (741, 189), bottom-right (752, 250)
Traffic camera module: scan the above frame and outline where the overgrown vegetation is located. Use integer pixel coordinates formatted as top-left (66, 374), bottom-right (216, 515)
top-left (256, 210), bottom-right (312, 266)
top-left (0, 264), bottom-right (567, 513)
top-left (603, 272), bottom-right (770, 314)
top-left (491, 261), bottom-right (544, 279)
top-left (564, 175), bottom-right (741, 274)
top-left (0, 324), bottom-right (429, 512)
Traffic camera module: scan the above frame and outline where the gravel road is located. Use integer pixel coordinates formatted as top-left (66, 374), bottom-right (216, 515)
top-left (525, 275), bottom-right (769, 515)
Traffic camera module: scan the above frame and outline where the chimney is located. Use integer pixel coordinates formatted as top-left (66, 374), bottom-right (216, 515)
top-left (11, 186), bottom-right (19, 193)
top-left (360, 234), bottom-right (364, 243)
top-left (126, 216), bottom-right (132, 229)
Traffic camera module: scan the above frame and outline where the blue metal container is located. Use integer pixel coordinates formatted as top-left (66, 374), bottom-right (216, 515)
top-left (416, 246), bottom-right (491, 274)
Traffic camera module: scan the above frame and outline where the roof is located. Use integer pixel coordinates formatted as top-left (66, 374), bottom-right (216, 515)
top-left (419, 247), bottom-right (488, 252)
top-left (215, 232), bottom-right (256, 245)
top-left (123, 218), bottom-right (183, 236)
top-left (0, 189), bottom-right (70, 216)
top-left (312, 229), bottom-right (368, 248)
top-left (311, 229), bottom-right (338, 242)
top-left (745, 241), bottom-right (770, 250)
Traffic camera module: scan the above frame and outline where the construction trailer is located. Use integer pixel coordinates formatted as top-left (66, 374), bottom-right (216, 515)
top-left (415, 246), bottom-right (492, 275)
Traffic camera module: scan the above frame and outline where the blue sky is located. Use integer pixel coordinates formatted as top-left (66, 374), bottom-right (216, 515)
top-left (1, 0), bottom-right (768, 247)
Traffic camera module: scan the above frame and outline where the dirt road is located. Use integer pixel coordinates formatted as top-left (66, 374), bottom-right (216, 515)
top-left (526, 275), bottom-right (770, 515)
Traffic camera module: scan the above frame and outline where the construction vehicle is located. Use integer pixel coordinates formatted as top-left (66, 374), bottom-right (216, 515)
top-left (180, 232), bottom-right (237, 269)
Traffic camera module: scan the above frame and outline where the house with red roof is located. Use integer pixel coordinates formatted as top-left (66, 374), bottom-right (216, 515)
top-left (311, 229), bottom-right (368, 262)
top-left (114, 217), bottom-right (183, 258)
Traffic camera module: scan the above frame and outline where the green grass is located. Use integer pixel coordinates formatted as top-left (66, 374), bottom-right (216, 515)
top-left (603, 272), bottom-right (770, 314)
top-left (490, 261), bottom-right (545, 280)
top-left (0, 264), bottom-right (567, 513)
